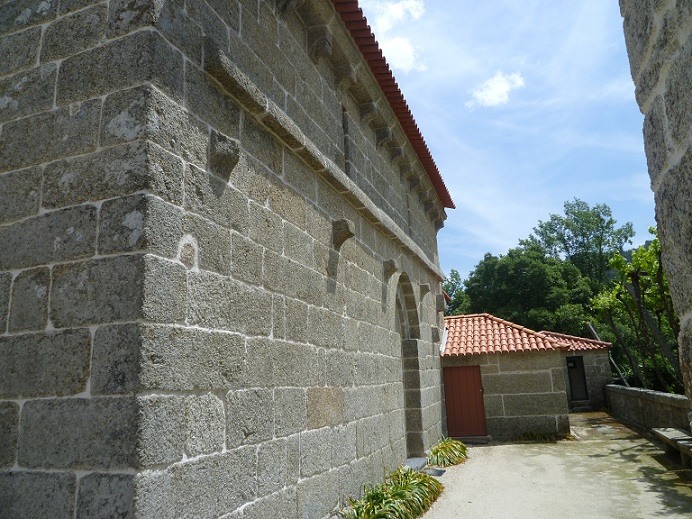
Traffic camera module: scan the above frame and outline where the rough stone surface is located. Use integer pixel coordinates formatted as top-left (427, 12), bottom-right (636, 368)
top-left (226, 389), bottom-right (274, 448)
top-left (185, 394), bottom-right (226, 456)
top-left (0, 27), bottom-right (41, 77)
top-left (169, 449), bottom-right (257, 518)
top-left (0, 99), bottom-right (101, 173)
top-left (98, 194), bottom-right (184, 257)
top-left (0, 1), bottom-right (449, 516)
top-left (0, 401), bottom-right (19, 468)
top-left (0, 329), bottom-right (91, 398)
top-left (0, 64), bottom-right (57, 124)
top-left (57, 31), bottom-right (184, 105)
top-left (606, 384), bottom-right (691, 430)
top-left (0, 272), bottom-right (10, 333)
top-left (0, 205), bottom-right (97, 270)
top-left (41, 3), bottom-right (107, 62)
top-left (0, 471), bottom-right (75, 519)
top-left (0, 167), bottom-right (42, 223)
top-left (138, 395), bottom-right (186, 466)
top-left (42, 141), bottom-right (185, 209)
top-left (8, 267), bottom-right (50, 332)
top-left (18, 397), bottom-right (138, 469)
top-left (620, 0), bottom-right (692, 431)
top-left (76, 473), bottom-right (135, 519)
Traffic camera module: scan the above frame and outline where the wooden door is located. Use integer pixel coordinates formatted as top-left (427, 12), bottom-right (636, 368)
top-left (444, 366), bottom-right (487, 437)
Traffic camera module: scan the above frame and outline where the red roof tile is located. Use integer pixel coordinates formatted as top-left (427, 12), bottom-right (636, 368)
top-left (441, 314), bottom-right (613, 356)
top-left (331, 0), bottom-right (454, 209)
top-left (442, 314), bottom-right (563, 356)
top-left (539, 331), bottom-right (611, 352)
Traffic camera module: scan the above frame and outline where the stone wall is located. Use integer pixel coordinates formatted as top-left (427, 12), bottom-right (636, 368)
top-left (619, 0), bottom-right (692, 429)
top-left (0, 1), bottom-right (448, 517)
top-left (606, 384), bottom-right (691, 430)
top-left (442, 352), bottom-right (570, 439)
top-left (564, 350), bottom-right (612, 410)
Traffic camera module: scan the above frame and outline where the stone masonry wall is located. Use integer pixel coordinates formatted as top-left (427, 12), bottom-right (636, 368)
top-left (0, 1), bottom-right (447, 517)
top-left (606, 384), bottom-right (691, 430)
top-left (442, 352), bottom-right (570, 439)
top-left (619, 0), bottom-right (692, 428)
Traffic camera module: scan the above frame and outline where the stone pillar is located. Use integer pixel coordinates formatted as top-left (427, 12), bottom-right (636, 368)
top-left (618, 0), bottom-right (692, 428)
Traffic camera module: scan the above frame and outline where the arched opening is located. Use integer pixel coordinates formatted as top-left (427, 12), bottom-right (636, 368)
top-left (395, 273), bottom-right (425, 458)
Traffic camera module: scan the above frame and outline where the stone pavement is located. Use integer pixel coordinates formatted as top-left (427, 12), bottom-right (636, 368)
top-left (423, 412), bottom-right (692, 519)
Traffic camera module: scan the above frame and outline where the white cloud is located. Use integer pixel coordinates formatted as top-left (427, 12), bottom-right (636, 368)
top-left (378, 36), bottom-right (428, 73)
top-left (360, 0), bottom-right (427, 72)
top-left (466, 71), bottom-right (525, 108)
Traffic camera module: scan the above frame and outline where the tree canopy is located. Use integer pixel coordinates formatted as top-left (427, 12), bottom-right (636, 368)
top-left (444, 201), bottom-right (681, 392)
top-left (530, 199), bottom-right (635, 289)
top-left (457, 241), bottom-right (591, 335)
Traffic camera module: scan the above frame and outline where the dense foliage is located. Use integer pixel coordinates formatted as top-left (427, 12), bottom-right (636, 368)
top-left (592, 229), bottom-right (682, 392)
top-left (444, 200), bottom-right (682, 393)
top-left (339, 467), bottom-right (443, 519)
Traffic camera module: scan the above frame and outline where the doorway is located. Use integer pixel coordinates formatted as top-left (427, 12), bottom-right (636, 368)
top-left (567, 356), bottom-right (589, 401)
top-left (443, 365), bottom-right (487, 437)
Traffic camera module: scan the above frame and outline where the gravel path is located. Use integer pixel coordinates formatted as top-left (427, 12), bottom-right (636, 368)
top-left (423, 413), bottom-right (692, 519)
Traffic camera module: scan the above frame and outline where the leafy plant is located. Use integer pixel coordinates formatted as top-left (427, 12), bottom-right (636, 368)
top-left (427, 437), bottom-right (468, 467)
top-left (338, 466), bottom-right (443, 519)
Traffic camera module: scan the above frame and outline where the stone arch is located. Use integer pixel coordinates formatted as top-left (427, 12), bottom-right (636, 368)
top-left (395, 272), bottom-right (425, 457)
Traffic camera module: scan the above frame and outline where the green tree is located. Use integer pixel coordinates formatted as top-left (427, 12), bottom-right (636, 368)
top-left (463, 242), bottom-right (591, 335)
top-left (592, 229), bottom-right (682, 392)
top-left (531, 199), bottom-right (634, 289)
top-left (442, 269), bottom-right (468, 316)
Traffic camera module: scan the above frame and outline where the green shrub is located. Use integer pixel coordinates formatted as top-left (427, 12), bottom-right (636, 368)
top-left (339, 466), bottom-right (444, 519)
top-left (427, 438), bottom-right (468, 467)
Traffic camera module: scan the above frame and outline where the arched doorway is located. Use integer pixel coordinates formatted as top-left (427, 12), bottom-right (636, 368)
top-left (395, 273), bottom-right (425, 457)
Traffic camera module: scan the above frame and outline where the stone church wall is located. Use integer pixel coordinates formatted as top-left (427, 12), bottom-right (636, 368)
top-left (0, 1), bottom-right (450, 517)
top-left (619, 0), bottom-right (692, 428)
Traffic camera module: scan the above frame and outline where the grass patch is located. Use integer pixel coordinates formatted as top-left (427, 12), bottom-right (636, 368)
top-left (338, 466), bottom-right (444, 519)
top-left (427, 437), bottom-right (468, 467)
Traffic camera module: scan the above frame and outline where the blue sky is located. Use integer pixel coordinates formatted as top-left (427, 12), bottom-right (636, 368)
top-left (358, 0), bottom-right (656, 281)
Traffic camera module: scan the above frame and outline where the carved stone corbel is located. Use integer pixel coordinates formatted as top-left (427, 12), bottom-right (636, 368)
top-left (308, 25), bottom-right (332, 63)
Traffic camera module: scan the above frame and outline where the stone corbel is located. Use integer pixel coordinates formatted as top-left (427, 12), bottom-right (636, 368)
top-left (360, 102), bottom-right (378, 124)
top-left (420, 283), bottom-right (431, 297)
top-left (335, 64), bottom-right (357, 92)
top-left (274, 0), bottom-right (306, 18)
top-left (332, 219), bottom-right (355, 249)
top-left (209, 130), bottom-right (240, 179)
top-left (390, 147), bottom-right (406, 164)
top-left (383, 259), bottom-right (399, 280)
top-left (308, 25), bottom-right (332, 63)
top-left (375, 127), bottom-right (393, 148)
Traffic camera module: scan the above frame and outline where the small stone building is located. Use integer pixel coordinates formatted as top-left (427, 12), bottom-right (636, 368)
top-left (0, 1), bottom-right (453, 517)
top-left (440, 314), bottom-right (612, 440)
top-left (541, 331), bottom-right (612, 411)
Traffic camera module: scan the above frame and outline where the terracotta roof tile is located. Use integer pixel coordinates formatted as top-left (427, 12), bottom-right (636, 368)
top-left (539, 331), bottom-right (611, 352)
top-left (442, 314), bottom-right (563, 356)
top-left (441, 314), bottom-right (613, 356)
top-left (331, 0), bottom-right (454, 209)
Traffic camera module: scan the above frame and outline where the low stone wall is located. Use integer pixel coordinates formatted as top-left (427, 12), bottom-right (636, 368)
top-left (606, 384), bottom-right (691, 430)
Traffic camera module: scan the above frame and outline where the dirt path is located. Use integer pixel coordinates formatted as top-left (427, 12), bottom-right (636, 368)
top-left (423, 413), bottom-right (692, 519)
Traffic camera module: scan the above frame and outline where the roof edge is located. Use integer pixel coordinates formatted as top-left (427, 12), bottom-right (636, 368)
top-left (331, 0), bottom-right (455, 209)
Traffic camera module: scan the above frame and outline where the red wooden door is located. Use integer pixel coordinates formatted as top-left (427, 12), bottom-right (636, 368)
top-left (444, 366), bottom-right (487, 437)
